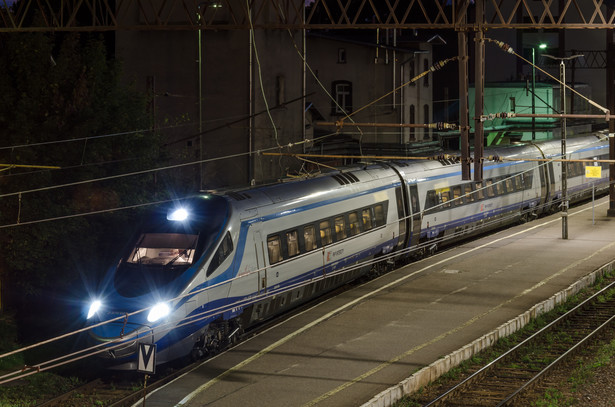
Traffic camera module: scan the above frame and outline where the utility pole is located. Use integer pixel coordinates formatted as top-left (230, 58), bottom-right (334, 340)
top-left (543, 53), bottom-right (584, 239)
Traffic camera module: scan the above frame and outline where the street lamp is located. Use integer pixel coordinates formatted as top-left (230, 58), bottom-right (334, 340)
top-left (543, 53), bottom-right (584, 240)
top-left (531, 43), bottom-right (548, 140)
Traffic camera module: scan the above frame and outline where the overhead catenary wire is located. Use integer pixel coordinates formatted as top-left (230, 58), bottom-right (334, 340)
top-left (247, 0), bottom-right (279, 148)
top-left (337, 56), bottom-right (460, 125)
top-left (0, 131), bottom-right (343, 228)
top-left (484, 37), bottom-right (610, 116)
top-left (0, 138), bottom-right (611, 385)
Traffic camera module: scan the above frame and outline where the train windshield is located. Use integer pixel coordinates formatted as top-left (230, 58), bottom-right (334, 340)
top-left (114, 194), bottom-right (230, 297)
top-left (127, 233), bottom-right (198, 266)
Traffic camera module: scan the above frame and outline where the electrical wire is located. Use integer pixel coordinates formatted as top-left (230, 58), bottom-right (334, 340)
top-left (484, 37), bottom-right (609, 115)
top-left (0, 146), bottom-right (611, 384)
top-left (247, 0), bottom-right (280, 149)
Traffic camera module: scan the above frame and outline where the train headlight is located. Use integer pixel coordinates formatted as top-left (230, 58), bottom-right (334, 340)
top-left (168, 208), bottom-right (189, 221)
top-left (147, 302), bottom-right (170, 323)
top-left (87, 300), bottom-right (102, 319)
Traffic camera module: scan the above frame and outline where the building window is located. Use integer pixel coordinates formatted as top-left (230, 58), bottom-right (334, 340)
top-left (331, 80), bottom-right (352, 115)
top-left (338, 48), bottom-right (346, 64)
top-left (409, 59), bottom-right (416, 86)
top-left (423, 59), bottom-right (429, 87)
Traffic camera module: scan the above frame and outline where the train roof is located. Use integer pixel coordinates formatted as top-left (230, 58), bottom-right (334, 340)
top-left (220, 163), bottom-right (400, 213)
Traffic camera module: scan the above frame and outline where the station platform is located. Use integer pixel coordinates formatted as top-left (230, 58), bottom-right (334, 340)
top-left (138, 197), bottom-right (615, 407)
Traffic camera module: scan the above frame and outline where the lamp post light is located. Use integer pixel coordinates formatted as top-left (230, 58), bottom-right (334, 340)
top-left (543, 53), bottom-right (584, 240)
top-left (531, 43), bottom-right (547, 140)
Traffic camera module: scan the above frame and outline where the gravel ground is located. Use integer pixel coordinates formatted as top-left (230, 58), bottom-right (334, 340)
top-left (572, 362), bottom-right (615, 406)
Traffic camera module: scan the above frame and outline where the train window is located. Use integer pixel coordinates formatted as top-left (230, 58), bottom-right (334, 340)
top-left (495, 178), bottom-right (505, 195)
top-left (348, 212), bottom-right (361, 236)
top-left (440, 190), bottom-right (451, 208)
top-left (267, 235), bottom-right (283, 265)
top-left (524, 173), bottom-right (533, 190)
top-left (319, 220), bottom-right (333, 245)
top-left (452, 186), bottom-right (462, 206)
top-left (409, 185), bottom-right (420, 214)
top-left (207, 232), bottom-right (234, 276)
top-left (425, 190), bottom-right (437, 210)
top-left (128, 233), bottom-right (198, 267)
top-left (474, 182), bottom-right (485, 200)
top-left (485, 180), bottom-right (496, 197)
top-left (514, 175), bottom-right (524, 191)
top-left (334, 216), bottom-right (347, 240)
top-left (505, 178), bottom-right (514, 193)
top-left (464, 184), bottom-right (474, 203)
top-left (374, 204), bottom-right (385, 226)
top-left (286, 230), bottom-right (299, 257)
top-left (573, 162), bottom-right (582, 177)
top-left (362, 209), bottom-right (373, 230)
top-left (304, 226), bottom-right (317, 251)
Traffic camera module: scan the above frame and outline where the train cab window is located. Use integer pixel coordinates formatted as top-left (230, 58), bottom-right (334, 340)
top-left (207, 232), bottom-right (234, 276)
top-left (348, 212), bottom-right (361, 236)
top-left (464, 184), bottom-right (474, 203)
top-left (362, 209), bottom-right (373, 230)
top-left (267, 235), bottom-right (283, 265)
top-left (374, 204), bottom-right (385, 226)
top-left (304, 226), bottom-right (317, 251)
top-left (452, 186), bottom-right (462, 206)
top-left (334, 216), bottom-right (347, 240)
top-left (286, 230), bottom-right (299, 257)
top-left (319, 220), bottom-right (333, 245)
top-left (474, 182), bottom-right (485, 200)
top-left (127, 233), bottom-right (198, 267)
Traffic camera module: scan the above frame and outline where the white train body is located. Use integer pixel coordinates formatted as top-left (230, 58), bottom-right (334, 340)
top-left (85, 134), bottom-right (610, 369)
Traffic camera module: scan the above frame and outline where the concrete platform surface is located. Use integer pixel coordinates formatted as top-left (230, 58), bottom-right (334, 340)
top-left (139, 197), bottom-right (615, 407)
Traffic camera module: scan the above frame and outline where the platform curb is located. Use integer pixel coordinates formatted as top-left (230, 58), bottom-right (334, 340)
top-left (361, 259), bottom-right (615, 407)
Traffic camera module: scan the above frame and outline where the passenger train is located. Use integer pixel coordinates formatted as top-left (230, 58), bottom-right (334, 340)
top-left (84, 133), bottom-right (611, 369)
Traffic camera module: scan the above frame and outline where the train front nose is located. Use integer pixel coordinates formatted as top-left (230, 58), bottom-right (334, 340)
top-left (89, 318), bottom-right (154, 360)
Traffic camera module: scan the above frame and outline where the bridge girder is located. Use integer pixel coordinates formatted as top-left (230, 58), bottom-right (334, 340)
top-left (2, 0), bottom-right (615, 32)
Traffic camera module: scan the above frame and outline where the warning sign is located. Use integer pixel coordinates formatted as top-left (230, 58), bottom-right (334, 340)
top-left (137, 343), bottom-right (156, 374)
top-left (585, 166), bottom-right (602, 179)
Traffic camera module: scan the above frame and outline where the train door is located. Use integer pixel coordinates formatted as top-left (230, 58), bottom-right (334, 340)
top-left (547, 161), bottom-right (557, 210)
top-left (394, 186), bottom-right (409, 250)
top-left (253, 231), bottom-right (267, 295)
top-left (408, 184), bottom-right (422, 247)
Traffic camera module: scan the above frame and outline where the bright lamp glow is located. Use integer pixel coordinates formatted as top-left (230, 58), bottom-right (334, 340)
top-left (87, 300), bottom-right (102, 319)
top-left (168, 208), bottom-right (189, 221)
top-left (538, 43), bottom-right (548, 49)
top-left (147, 302), bottom-right (170, 323)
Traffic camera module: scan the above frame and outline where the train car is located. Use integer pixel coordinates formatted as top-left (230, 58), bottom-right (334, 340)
top-left (84, 133), bottom-right (610, 369)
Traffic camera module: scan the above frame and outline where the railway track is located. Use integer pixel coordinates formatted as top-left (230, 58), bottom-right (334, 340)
top-left (423, 279), bottom-right (615, 407)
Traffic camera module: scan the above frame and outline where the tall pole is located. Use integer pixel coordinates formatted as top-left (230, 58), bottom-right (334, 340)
top-left (560, 60), bottom-right (568, 239)
top-left (607, 22), bottom-right (615, 217)
top-left (459, 26), bottom-right (470, 180)
top-left (532, 47), bottom-right (536, 140)
top-left (197, 6), bottom-right (204, 191)
top-left (474, 0), bottom-right (485, 182)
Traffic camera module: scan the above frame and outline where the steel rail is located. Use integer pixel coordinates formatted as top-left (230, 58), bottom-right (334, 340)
top-left (424, 277), bottom-right (615, 407)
